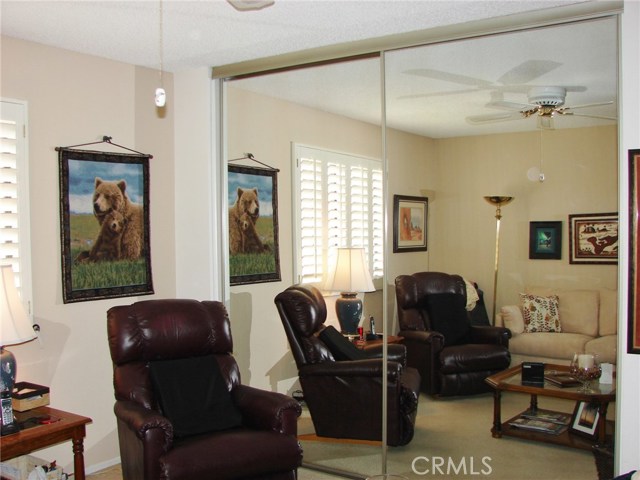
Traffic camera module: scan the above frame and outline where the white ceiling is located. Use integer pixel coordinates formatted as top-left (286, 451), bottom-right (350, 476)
top-left (1, 0), bottom-right (618, 138)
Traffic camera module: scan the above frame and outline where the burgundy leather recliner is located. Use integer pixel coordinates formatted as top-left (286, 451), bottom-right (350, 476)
top-left (274, 284), bottom-right (421, 446)
top-left (107, 299), bottom-right (303, 480)
top-left (395, 272), bottom-right (511, 396)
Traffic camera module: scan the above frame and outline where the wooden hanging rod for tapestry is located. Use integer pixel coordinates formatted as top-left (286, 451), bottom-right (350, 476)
top-left (228, 152), bottom-right (279, 172)
top-left (55, 136), bottom-right (153, 158)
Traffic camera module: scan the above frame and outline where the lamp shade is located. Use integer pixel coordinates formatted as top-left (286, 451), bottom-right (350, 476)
top-left (325, 248), bottom-right (375, 293)
top-left (0, 265), bottom-right (35, 347)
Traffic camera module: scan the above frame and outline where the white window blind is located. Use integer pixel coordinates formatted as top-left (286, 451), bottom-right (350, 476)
top-left (293, 144), bottom-right (383, 285)
top-left (1, 100), bottom-right (32, 312)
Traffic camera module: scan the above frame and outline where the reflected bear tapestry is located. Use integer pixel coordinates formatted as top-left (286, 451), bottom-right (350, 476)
top-left (228, 164), bottom-right (280, 285)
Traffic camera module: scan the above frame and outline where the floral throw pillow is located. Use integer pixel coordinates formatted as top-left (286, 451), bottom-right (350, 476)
top-left (519, 293), bottom-right (562, 333)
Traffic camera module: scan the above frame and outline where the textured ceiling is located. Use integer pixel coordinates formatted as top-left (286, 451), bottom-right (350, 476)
top-left (1, 0), bottom-right (618, 137)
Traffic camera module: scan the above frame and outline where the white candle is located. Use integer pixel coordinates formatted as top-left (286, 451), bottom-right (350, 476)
top-left (578, 354), bottom-right (595, 369)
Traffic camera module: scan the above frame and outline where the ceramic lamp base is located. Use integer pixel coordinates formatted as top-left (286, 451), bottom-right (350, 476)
top-left (335, 292), bottom-right (362, 334)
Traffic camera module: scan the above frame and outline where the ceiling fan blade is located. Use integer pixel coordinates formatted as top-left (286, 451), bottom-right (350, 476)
top-left (485, 100), bottom-right (534, 111)
top-left (560, 112), bottom-right (618, 121)
top-left (397, 88), bottom-right (479, 100)
top-left (558, 101), bottom-right (615, 111)
top-left (497, 60), bottom-right (562, 85)
top-left (404, 69), bottom-right (493, 87)
top-left (466, 112), bottom-right (523, 124)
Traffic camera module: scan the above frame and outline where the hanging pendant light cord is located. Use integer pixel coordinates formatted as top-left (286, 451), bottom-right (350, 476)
top-left (159, 0), bottom-right (164, 88)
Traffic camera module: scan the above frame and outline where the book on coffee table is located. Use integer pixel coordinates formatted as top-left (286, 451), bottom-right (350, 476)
top-left (520, 409), bottom-right (571, 425)
top-left (508, 417), bottom-right (568, 435)
top-left (545, 372), bottom-right (581, 387)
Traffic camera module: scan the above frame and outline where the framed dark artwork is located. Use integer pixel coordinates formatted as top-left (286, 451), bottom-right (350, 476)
top-left (529, 221), bottom-right (562, 260)
top-left (228, 164), bottom-right (281, 285)
top-left (569, 401), bottom-right (600, 439)
top-left (568, 212), bottom-right (618, 265)
top-left (393, 195), bottom-right (428, 253)
top-left (627, 149), bottom-right (640, 354)
top-left (58, 148), bottom-right (153, 303)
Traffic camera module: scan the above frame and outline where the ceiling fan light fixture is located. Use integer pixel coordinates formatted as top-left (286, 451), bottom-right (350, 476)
top-left (227, 0), bottom-right (274, 11)
top-left (528, 86), bottom-right (566, 107)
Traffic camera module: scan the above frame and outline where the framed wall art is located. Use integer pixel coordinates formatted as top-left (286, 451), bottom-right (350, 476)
top-left (393, 195), bottom-right (428, 253)
top-left (58, 147), bottom-right (153, 303)
top-left (529, 221), bottom-right (562, 260)
top-left (628, 149), bottom-right (640, 354)
top-left (228, 164), bottom-right (281, 285)
top-left (569, 401), bottom-right (600, 439)
top-left (568, 212), bottom-right (618, 265)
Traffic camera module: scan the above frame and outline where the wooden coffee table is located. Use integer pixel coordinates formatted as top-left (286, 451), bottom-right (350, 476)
top-left (485, 363), bottom-right (615, 451)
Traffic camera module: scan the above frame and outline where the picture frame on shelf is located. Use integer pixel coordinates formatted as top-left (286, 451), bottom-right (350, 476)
top-left (529, 221), bottom-right (562, 260)
top-left (568, 212), bottom-right (618, 264)
top-left (392, 195), bottom-right (428, 253)
top-left (569, 401), bottom-right (600, 439)
top-left (627, 149), bottom-right (640, 354)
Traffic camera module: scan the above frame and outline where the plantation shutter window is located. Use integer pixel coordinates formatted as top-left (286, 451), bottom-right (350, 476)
top-left (293, 144), bottom-right (383, 286)
top-left (1, 100), bottom-right (32, 311)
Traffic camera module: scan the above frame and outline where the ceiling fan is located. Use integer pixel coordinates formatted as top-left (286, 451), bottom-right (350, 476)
top-left (466, 86), bottom-right (616, 129)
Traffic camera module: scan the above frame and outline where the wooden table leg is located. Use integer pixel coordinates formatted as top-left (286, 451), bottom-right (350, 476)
top-left (529, 394), bottom-right (538, 414)
top-left (72, 436), bottom-right (86, 480)
top-left (492, 389), bottom-right (502, 438)
top-left (596, 402), bottom-right (610, 448)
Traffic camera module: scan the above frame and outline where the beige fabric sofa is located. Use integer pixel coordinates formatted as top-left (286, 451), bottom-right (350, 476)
top-left (496, 287), bottom-right (617, 365)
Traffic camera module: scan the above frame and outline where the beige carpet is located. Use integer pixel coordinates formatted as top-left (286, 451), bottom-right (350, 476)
top-left (298, 392), bottom-right (610, 480)
top-left (89, 393), bottom-right (611, 480)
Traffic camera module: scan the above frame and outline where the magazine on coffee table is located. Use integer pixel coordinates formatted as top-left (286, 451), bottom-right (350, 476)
top-left (508, 417), bottom-right (568, 435)
top-left (520, 409), bottom-right (571, 425)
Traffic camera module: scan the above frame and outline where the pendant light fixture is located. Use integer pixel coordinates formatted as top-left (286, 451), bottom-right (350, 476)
top-left (154, 0), bottom-right (166, 107)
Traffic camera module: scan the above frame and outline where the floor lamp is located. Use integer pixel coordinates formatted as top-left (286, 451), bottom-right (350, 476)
top-left (484, 196), bottom-right (514, 324)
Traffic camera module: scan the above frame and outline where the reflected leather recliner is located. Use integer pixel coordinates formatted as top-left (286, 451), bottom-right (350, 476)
top-left (274, 284), bottom-right (421, 446)
top-left (395, 272), bottom-right (511, 396)
top-left (107, 299), bottom-right (303, 480)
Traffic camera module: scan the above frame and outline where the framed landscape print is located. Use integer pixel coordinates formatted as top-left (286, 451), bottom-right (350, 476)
top-left (228, 164), bottom-right (281, 285)
top-left (393, 195), bottom-right (428, 253)
top-left (628, 149), bottom-right (640, 354)
top-left (568, 212), bottom-right (618, 265)
top-left (529, 221), bottom-right (562, 260)
top-left (570, 401), bottom-right (600, 439)
top-left (58, 148), bottom-right (153, 303)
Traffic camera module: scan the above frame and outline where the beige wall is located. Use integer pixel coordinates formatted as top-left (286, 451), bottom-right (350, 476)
top-left (1, 36), bottom-right (176, 471)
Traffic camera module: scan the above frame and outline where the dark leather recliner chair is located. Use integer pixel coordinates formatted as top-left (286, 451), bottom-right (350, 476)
top-left (274, 284), bottom-right (421, 446)
top-left (395, 272), bottom-right (511, 396)
top-left (107, 299), bottom-right (303, 480)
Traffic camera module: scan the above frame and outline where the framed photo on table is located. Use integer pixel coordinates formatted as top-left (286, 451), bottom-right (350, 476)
top-left (568, 212), bottom-right (618, 264)
top-left (393, 195), bottom-right (428, 253)
top-left (529, 221), bottom-right (562, 259)
top-left (627, 149), bottom-right (640, 354)
top-left (570, 401), bottom-right (600, 439)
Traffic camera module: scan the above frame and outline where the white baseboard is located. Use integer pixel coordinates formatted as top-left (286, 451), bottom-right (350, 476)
top-left (85, 457), bottom-right (121, 475)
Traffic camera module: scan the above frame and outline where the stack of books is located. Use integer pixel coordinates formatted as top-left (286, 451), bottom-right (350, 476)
top-left (509, 409), bottom-right (571, 435)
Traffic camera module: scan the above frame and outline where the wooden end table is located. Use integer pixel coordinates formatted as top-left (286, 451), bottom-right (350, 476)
top-left (0, 406), bottom-right (92, 480)
top-left (485, 363), bottom-right (615, 451)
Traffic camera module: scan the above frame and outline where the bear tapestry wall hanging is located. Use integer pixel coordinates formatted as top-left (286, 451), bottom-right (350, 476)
top-left (58, 146), bottom-right (153, 303)
top-left (228, 163), bottom-right (281, 285)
